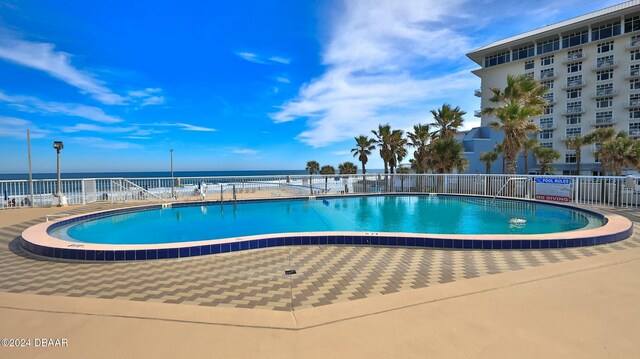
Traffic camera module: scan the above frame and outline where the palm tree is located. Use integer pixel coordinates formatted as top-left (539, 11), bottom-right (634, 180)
top-left (388, 129), bottom-right (407, 174)
top-left (430, 104), bottom-right (466, 140)
top-left (598, 132), bottom-right (640, 176)
top-left (425, 138), bottom-right (469, 174)
top-left (522, 138), bottom-right (538, 174)
top-left (371, 124), bottom-right (392, 174)
top-left (483, 74), bottom-right (548, 174)
top-left (585, 128), bottom-right (616, 175)
top-left (563, 135), bottom-right (587, 175)
top-left (494, 143), bottom-right (505, 173)
top-left (338, 161), bottom-right (357, 174)
top-left (479, 151), bottom-right (499, 174)
top-left (319, 165), bottom-right (335, 192)
top-left (407, 124), bottom-right (431, 174)
top-left (397, 166), bottom-right (410, 191)
top-left (351, 135), bottom-right (375, 175)
top-left (533, 147), bottom-right (560, 174)
top-left (305, 160), bottom-right (320, 195)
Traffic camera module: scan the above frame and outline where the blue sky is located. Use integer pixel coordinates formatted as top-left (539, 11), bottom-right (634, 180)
top-left (0, 0), bottom-right (623, 173)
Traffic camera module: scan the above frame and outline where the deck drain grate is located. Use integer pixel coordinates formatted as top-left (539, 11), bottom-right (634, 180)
top-left (284, 269), bottom-right (297, 275)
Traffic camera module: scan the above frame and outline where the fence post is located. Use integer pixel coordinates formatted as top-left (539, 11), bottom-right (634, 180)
top-left (81, 180), bottom-right (86, 205)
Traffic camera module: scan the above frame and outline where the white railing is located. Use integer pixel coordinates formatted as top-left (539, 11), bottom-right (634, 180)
top-left (2, 174), bottom-right (640, 209)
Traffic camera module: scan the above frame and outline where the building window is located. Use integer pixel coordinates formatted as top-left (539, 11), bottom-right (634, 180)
top-left (562, 30), bottom-right (588, 48)
top-left (631, 109), bottom-right (640, 120)
top-left (632, 35), bottom-right (640, 48)
top-left (537, 38), bottom-right (559, 55)
top-left (596, 97), bottom-right (613, 108)
top-left (524, 60), bottom-right (534, 70)
top-left (566, 49), bottom-right (583, 60)
top-left (596, 55), bottom-right (615, 68)
top-left (631, 79), bottom-right (640, 91)
top-left (566, 115), bottom-right (581, 125)
top-left (595, 83), bottom-right (614, 96)
top-left (540, 56), bottom-right (554, 67)
top-left (540, 68), bottom-right (555, 79)
top-left (629, 122), bottom-right (640, 137)
top-left (632, 49), bottom-right (640, 62)
top-left (565, 152), bottom-right (577, 163)
top-left (543, 105), bottom-right (553, 115)
top-left (540, 118), bottom-right (554, 129)
top-left (565, 127), bottom-right (581, 139)
top-left (539, 130), bottom-right (553, 140)
top-left (625, 15), bottom-right (640, 33)
top-left (484, 51), bottom-right (510, 67)
top-left (597, 69), bottom-right (613, 81)
top-left (539, 142), bottom-right (553, 148)
top-left (542, 92), bottom-right (554, 103)
top-left (591, 21), bottom-right (621, 41)
top-left (597, 41), bottom-right (614, 53)
top-left (567, 75), bottom-right (582, 87)
top-left (512, 44), bottom-right (534, 61)
top-left (567, 62), bottom-right (582, 73)
top-left (525, 71), bottom-right (534, 79)
top-left (632, 64), bottom-right (640, 77)
top-left (595, 111), bottom-right (614, 125)
top-left (631, 93), bottom-right (640, 107)
top-left (567, 89), bottom-right (581, 99)
top-left (566, 101), bottom-right (582, 113)
top-left (541, 80), bottom-right (554, 90)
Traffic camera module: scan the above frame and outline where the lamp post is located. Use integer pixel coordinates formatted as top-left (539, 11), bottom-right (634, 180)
top-left (53, 141), bottom-right (67, 206)
top-left (170, 149), bottom-right (175, 198)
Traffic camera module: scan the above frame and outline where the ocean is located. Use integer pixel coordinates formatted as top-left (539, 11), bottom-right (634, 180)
top-left (0, 169), bottom-right (384, 181)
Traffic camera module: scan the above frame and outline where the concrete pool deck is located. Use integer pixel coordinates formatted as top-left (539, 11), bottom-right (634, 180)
top-left (0, 203), bottom-right (639, 358)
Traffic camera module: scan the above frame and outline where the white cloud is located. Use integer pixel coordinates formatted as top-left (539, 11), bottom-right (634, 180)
top-left (276, 76), bottom-right (290, 84)
top-left (0, 116), bottom-right (49, 138)
top-left (236, 52), bottom-right (291, 65)
top-left (0, 90), bottom-right (123, 123)
top-left (142, 122), bottom-right (217, 132)
top-left (60, 123), bottom-right (135, 133)
top-left (271, 0), bottom-right (479, 147)
top-left (128, 87), bottom-right (165, 107)
top-left (331, 150), bottom-right (351, 155)
top-left (70, 137), bottom-right (142, 150)
top-left (0, 31), bottom-right (126, 105)
top-left (233, 148), bottom-right (258, 155)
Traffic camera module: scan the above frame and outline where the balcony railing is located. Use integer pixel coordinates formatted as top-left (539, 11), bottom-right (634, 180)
top-left (539, 122), bottom-right (556, 129)
top-left (539, 71), bottom-right (557, 80)
top-left (625, 69), bottom-right (640, 79)
top-left (630, 130), bottom-right (640, 137)
top-left (562, 53), bottom-right (585, 64)
top-left (562, 107), bottom-right (585, 115)
top-left (542, 94), bottom-right (555, 104)
top-left (625, 99), bottom-right (640, 109)
top-left (591, 89), bottom-right (617, 98)
top-left (562, 80), bottom-right (585, 89)
top-left (626, 38), bottom-right (640, 50)
top-left (591, 116), bottom-right (617, 125)
top-left (592, 59), bottom-right (618, 71)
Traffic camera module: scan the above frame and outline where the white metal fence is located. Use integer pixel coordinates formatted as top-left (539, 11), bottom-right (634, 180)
top-left (2, 174), bottom-right (640, 209)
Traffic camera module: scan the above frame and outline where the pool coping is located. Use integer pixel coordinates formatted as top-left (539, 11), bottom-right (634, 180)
top-left (20, 194), bottom-right (634, 261)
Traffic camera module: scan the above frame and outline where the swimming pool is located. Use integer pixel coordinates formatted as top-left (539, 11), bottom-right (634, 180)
top-left (21, 194), bottom-right (634, 261)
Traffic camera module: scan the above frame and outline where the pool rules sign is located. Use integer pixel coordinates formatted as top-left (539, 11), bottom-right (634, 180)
top-left (535, 177), bottom-right (571, 202)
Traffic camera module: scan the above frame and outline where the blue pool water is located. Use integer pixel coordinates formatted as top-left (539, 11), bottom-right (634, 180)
top-left (49, 196), bottom-right (604, 245)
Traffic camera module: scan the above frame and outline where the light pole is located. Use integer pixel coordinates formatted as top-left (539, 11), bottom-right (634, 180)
top-left (53, 141), bottom-right (67, 206)
top-left (170, 149), bottom-right (175, 198)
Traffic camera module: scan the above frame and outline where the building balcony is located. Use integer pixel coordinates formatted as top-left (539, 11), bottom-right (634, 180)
top-left (474, 89), bottom-right (481, 97)
top-left (474, 110), bottom-right (482, 118)
top-left (630, 129), bottom-right (640, 138)
top-left (562, 53), bottom-right (585, 64)
top-left (626, 38), bottom-right (640, 50)
top-left (538, 71), bottom-right (557, 80)
top-left (560, 135), bottom-right (581, 141)
top-left (591, 117), bottom-right (617, 126)
top-left (539, 122), bottom-right (556, 130)
top-left (591, 89), bottom-right (617, 98)
top-left (562, 80), bottom-right (586, 90)
top-left (562, 107), bottom-right (585, 115)
top-left (591, 60), bottom-right (618, 71)
top-left (624, 100), bottom-right (640, 110)
top-left (624, 70), bottom-right (640, 80)
top-left (542, 95), bottom-right (556, 104)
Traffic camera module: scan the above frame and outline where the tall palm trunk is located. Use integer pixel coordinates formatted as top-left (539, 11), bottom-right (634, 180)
top-left (576, 148), bottom-right (581, 175)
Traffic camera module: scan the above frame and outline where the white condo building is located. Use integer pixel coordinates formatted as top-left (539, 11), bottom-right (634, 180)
top-left (466, 1), bottom-right (640, 175)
